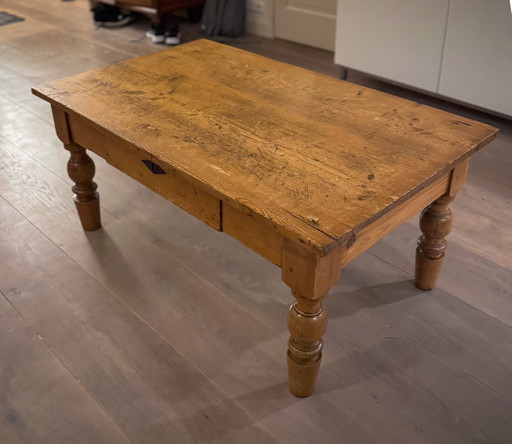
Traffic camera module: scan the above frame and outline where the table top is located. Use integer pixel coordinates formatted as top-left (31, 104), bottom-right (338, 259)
top-left (33, 39), bottom-right (498, 253)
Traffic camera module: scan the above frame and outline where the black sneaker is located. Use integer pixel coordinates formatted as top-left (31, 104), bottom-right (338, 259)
top-left (145, 23), bottom-right (166, 43)
top-left (91, 4), bottom-right (134, 27)
top-left (164, 25), bottom-right (181, 46)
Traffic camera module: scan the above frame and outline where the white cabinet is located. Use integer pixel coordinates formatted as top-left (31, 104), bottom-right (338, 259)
top-left (335, 0), bottom-right (450, 92)
top-left (439, 0), bottom-right (512, 117)
top-left (335, 0), bottom-right (512, 117)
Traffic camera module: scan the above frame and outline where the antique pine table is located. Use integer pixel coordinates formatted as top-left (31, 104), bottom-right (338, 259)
top-left (32, 39), bottom-right (498, 397)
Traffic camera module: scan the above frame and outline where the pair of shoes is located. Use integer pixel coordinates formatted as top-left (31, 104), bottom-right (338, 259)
top-left (145, 24), bottom-right (181, 45)
top-left (91, 3), bottom-right (134, 27)
top-left (145, 23), bottom-right (166, 43)
top-left (164, 25), bottom-right (181, 45)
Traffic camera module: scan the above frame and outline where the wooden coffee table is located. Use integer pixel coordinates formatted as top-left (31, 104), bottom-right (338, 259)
top-left (32, 40), bottom-right (498, 397)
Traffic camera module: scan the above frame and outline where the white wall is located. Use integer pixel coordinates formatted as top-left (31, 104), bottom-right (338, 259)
top-left (246, 0), bottom-right (275, 38)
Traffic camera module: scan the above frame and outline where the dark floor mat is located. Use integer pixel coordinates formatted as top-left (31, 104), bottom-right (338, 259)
top-left (0, 11), bottom-right (25, 27)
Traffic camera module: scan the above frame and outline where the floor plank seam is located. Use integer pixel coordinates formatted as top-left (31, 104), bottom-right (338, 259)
top-left (0, 287), bottom-right (136, 444)
top-left (399, 328), bottom-right (512, 402)
top-left (366, 248), bottom-right (512, 332)
top-left (331, 260), bottom-right (512, 403)
top-left (320, 368), bottom-right (434, 443)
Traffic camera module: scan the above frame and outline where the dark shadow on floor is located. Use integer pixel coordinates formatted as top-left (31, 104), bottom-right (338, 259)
top-left (328, 279), bottom-right (424, 320)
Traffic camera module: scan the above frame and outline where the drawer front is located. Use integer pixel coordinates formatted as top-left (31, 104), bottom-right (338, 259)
top-left (68, 115), bottom-right (221, 230)
top-left (222, 203), bottom-right (284, 266)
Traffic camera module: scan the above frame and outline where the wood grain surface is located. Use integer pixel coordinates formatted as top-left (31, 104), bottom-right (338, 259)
top-left (32, 39), bottom-right (498, 253)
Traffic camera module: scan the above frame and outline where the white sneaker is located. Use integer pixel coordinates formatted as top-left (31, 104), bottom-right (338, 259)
top-left (164, 25), bottom-right (182, 46)
top-left (145, 23), bottom-right (166, 43)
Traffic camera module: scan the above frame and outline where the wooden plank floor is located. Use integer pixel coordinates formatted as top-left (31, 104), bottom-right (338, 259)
top-left (1, 1), bottom-right (511, 442)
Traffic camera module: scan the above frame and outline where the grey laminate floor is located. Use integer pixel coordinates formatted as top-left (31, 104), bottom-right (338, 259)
top-left (1, 1), bottom-right (511, 443)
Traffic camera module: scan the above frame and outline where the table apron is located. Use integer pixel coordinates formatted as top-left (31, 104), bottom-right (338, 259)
top-left (338, 172), bottom-right (452, 267)
top-left (67, 114), bottom-right (221, 230)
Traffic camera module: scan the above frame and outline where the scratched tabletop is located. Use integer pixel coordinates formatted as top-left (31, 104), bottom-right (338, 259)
top-left (33, 39), bottom-right (498, 252)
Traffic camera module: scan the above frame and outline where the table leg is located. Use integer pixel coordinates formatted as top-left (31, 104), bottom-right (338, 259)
top-left (65, 142), bottom-right (101, 231)
top-left (415, 195), bottom-right (454, 290)
top-left (282, 241), bottom-right (341, 397)
top-left (287, 290), bottom-right (327, 397)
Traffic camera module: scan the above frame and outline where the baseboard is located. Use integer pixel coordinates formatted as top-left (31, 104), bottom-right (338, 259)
top-left (246, 17), bottom-right (274, 38)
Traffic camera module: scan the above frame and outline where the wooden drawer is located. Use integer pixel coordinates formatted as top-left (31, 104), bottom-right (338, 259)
top-left (67, 114), bottom-right (221, 230)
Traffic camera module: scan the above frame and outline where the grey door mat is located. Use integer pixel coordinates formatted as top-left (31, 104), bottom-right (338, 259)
top-left (0, 11), bottom-right (25, 27)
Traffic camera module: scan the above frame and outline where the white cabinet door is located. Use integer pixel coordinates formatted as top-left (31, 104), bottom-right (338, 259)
top-left (275, 0), bottom-right (337, 51)
top-left (335, 0), bottom-right (450, 92)
top-left (438, 0), bottom-right (512, 117)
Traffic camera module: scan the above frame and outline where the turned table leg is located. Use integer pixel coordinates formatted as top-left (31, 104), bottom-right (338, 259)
top-left (65, 143), bottom-right (101, 231)
top-left (414, 160), bottom-right (470, 291)
top-left (282, 240), bottom-right (341, 397)
top-left (287, 290), bottom-right (328, 397)
top-left (415, 195), bottom-right (454, 290)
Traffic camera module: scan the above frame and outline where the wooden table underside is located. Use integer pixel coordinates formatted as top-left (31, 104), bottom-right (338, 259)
top-left (33, 40), bottom-right (498, 397)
